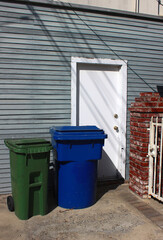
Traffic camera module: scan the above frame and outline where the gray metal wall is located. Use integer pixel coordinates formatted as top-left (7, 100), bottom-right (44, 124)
top-left (0, 1), bottom-right (163, 193)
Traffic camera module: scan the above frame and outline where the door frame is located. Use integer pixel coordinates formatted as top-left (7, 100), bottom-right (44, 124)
top-left (71, 57), bottom-right (127, 179)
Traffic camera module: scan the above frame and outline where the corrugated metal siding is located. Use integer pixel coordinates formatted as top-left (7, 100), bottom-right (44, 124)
top-left (1, 1), bottom-right (163, 193)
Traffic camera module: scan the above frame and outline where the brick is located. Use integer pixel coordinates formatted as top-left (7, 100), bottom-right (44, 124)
top-left (129, 166), bottom-right (149, 181)
top-left (129, 184), bottom-right (148, 197)
top-left (130, 175), bottom-right (148, 188)
top-left (129, 156), bottom-right (149, 166)
top-left (158, 102), bottom-right (163, 107)
top-left (129, 183), bottom-right (148, 195)
top-left (135, 97), bottom-right (142, 102)
top-left (130, 112), bottom-right (146, 117)
top-left (140, 208), bottom-right (161, 218)
top-left (130, 117), bottom-right (151, 123)
top-left (130, 135), bottom-right (149, 143)
top-left (150, 215), bottom-right (163, 229)
top-left (134, 97), bottom-right (161, 102)
top-left (130, 126), bottom-right (149, 133)
top-left (130, 163), bottom-right (149, 175)
top-left (130, 122), bottom-right (150, 128)
top-left (130, 171), bottom-right (148, 180)
top-left (130, 148), bottom-right (148, 158)
top-left (130, 148), bottom-right (148, 159)
top-left (130, 112), bottom-right (163, 118)
top-left (130, 122), bottom-right (138, 127)
top-left (130, 143), bottom-right (148, 153)
top-left (141, 97), bottom-right (162, 102)
top-left (135, 204), bottom-right (150, 210)
top-left (130, 173), bottom-right (148, 185)
top-left (129, 169), bottom-right (149, 181)
top-left (132, 202), bottom-right (148, 208)
top-left (130, 131), bottom-right (149, 138)
top-left (129, 156), bottom-right (149, 167)
top-left (130, 139), bottom-right (148, 148)
top-left (130, 152), bottom-right (148, 161)
top-left (130, 180), bottom-right (148, 192)
top-left (129, 92), bottom-right (163, 199)
top-left (131, 102), bottom-right (158, 108)
top-left (140, 92), bottom-right (160, 97)
top-left (129, 107), bottom-right (163, 113)
top-left (130, 160), bottom-right (149, 172)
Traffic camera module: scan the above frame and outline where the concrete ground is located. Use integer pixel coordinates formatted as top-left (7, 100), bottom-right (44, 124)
top-left (0, 183), bottom-right (163, 240)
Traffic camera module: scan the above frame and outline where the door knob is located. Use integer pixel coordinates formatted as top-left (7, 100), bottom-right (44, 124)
top-left (114, 126), bottom-right (118, 131)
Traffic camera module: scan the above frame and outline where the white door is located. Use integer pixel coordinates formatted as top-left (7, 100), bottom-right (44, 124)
top-left (71, 58), bottom-right (127, 180)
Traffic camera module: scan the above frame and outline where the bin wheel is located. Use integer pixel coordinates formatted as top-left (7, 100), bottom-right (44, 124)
top-left (7, 196), bottom-right (14, 212)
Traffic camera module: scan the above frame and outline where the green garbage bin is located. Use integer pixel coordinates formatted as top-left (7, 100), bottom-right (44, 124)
top-left (4, 138), bottom-right (52, 220)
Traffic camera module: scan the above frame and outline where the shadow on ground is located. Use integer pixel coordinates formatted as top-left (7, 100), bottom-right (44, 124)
top-left (47, 176), bottom-right (125, 214)
top-left (96, 179), bottom-right (125, 201)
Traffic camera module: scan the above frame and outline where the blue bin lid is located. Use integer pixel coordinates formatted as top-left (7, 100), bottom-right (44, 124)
top-left (50, 126), bottom-right (107, 141)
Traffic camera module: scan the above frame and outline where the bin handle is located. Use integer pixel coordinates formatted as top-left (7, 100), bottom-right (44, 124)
top-left (25, 153), bottom-right (35, 166)
top-left (25, 152), bottom-right (50, 166)
top-left (26, 154), bottom-right (28, 166)
top-left (25, 153), bottom-right (33, 166)
top-left (29, 182), bottom-right (42, 188)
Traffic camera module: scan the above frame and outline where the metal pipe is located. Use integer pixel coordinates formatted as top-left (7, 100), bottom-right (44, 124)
top-left (138, 0), bottom-right (140, 13)
top-left (158, 118), bottom-right (163, 197)
top-left (158, 0), bottom-right (160, 15)
top-left (135, 0), bottom-right (140, 13)
top-left (153, 117), bottom-right (158, 194)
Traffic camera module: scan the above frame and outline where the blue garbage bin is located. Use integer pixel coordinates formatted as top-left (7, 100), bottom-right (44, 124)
top-left (50, 126), bottom-right (107, 209)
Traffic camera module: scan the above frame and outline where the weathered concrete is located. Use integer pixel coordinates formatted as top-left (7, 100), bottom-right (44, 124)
top-left (0, 183), bottom-right (163, 240)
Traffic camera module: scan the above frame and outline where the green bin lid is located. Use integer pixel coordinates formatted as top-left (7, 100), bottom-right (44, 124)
top-left (4, 138), bottom-right (52, 154)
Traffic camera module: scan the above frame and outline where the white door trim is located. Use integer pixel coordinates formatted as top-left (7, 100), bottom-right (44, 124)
top-left (71, 57), bottom-right (127, 179)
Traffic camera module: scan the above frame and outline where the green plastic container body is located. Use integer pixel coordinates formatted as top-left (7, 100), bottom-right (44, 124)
top-left (4, 138), bottom-right (52, 220)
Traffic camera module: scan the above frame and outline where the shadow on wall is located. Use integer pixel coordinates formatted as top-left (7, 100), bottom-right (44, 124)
top-left (47, 165), bottom-right (57, 213)
top-left (97, 149), bottom-right (124, 202)
top-left (157, 86), bottom-right (163, 97)
top-left (98, 149), bottom-right (124, 180)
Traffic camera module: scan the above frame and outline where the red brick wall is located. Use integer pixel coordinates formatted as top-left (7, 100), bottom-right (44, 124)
top-left (129, 92), bottom-right (163, 198)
